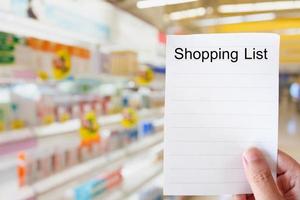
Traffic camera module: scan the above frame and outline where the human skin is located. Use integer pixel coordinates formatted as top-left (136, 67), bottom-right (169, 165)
top-left (234, 148), bottom-right (300, 200)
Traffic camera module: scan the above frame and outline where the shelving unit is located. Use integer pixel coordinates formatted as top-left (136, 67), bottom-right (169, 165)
top-left (0, 11), bottom-right (101, 47)
top-left (127, 173), bottom-right (163, 200)
top-left (100, 143), bottom-right (163, 200)
top-left (15, 132), bottom-right (163, 200)
top-left (101, 162), bottom-right (162, 200)
top-left (0, 107), bottom-right (164, 155)
top-left (0, 3), bottom-right (167, 200)
top-left (0, 128), bottom-right (36, 156)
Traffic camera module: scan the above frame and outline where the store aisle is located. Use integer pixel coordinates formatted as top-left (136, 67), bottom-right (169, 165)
top-left (279, 99), bottom-right (300, 162)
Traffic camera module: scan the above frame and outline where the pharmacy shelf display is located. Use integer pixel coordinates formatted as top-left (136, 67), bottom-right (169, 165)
top-left (128, 173), bottom-right (163, 200)
top-left (0, 115), bottom-right (163, 200)
top-left (0, 107), bottom-right (164, 156)
top-left (99, 143), bottom-right (163, 200)
top-left (15, 132), bottom-right (163, 200)
top-left (15, 116), bottom-right (163, 186)
top-left (0, 111), bottom-right (163, 200)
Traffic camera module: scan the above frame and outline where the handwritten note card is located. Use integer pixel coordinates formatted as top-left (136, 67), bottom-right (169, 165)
top-left (164, 33), bottom-right (279, 195)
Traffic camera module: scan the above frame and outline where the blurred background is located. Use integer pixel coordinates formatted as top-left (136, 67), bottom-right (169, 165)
top-left (0, 0), bottom-right (299, 200)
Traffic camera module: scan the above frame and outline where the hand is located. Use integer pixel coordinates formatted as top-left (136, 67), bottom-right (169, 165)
top-left (235, 148), bottom-right (300, 200)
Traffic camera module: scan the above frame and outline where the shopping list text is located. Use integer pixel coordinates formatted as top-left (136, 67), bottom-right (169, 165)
top-left (174, 47), bottom-right (268, 63)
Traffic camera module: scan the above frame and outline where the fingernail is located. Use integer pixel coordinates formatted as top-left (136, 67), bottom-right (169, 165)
top-left (243, 148), bottom-right (263, 164)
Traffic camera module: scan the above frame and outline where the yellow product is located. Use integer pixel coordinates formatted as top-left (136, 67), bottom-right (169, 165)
top-left (52, 49), bottom-right (71, 80)
top-left (79, 111), bottom-right (100, 147)
top-left (59, 113), bottom-right (70, 122)
top-left (11, 119), bottom-right (25, 129)
top-left (135, 66), bottom-right (154, 86)
top-left (0, 107), bottom-right (9, 132)
top-left (38, 70), bottom-right (49, 81)
top-left (121, 108), bottom-right (138, 128)
top-left (0, 121), bottom-right (5, 132)
top-left (42, 114), bottom-right (54, 125)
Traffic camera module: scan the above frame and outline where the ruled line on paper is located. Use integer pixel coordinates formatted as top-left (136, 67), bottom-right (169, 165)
top-left (172, 86), bottom-right (273, 89)
top-left (167, 181), bottom-right (249, 185)
top-left (170, 72), bottom-right (274, 75)
top-left (166, 154), bottom-right (242, 157)
top-left (168, 99), bottom-right (274, 103)
top-left (167, 140), bottom-right (273, 144)
top-left (168, 167), bottom-right (244, 170)
top-left (167, 113), bottom-right (272, 116)
top-left (166, 153), bottom-right (278, 158)
top-left (166, 137), bottom-right (274, 143)
top-left (166, 127), bottom-right (274, 132)
top-left (167, 126), bottom-right (273, 129)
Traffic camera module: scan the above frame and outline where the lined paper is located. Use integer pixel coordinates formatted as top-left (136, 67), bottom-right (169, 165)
top-left (164, 34), bottom-right (279, 195)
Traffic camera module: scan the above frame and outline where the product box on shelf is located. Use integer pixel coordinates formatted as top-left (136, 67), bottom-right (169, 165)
top-left (37, 150), bottom-right (53, 179)
top-left (71, 103), bottom-right (81, 119)
top-left (105, 129), bottom-right (125, 152)
top-left (37, 95), bottom-right (56, 125)
top-left (138, 120), bottom-right (154, 137)
top-left (139, 187), bottom-right (163, 200)
top-left (0, 100), bottom-right (11, 132)
top-left (74, 168), bottom-right (123, 200)
top-left (106, 50), bottom-right (138, 76)
top-left (0, 32), bottom-right (18, 65)
top-left (65, 146), bottom-right (80, 167)
top-left (14, 39), bottom-right (35, 69)
top-left (10, 89), bottom-right (37, 127)
top-left (1, 31), bottom-right (94, 81)
top-left (78, 146), bottom-right (91, 162)
top-left (52, 148), bottom-right (66, 172)
top-left (124, 128), bottom-right (139, 143)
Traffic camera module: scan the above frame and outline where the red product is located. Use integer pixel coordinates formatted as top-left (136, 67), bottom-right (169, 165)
top-left (98, 168), bottom-right (123, 190)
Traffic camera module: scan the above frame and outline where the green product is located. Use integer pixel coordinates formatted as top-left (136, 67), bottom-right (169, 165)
top-left (0, 33), bottom-right (19, 45)
top-left (0, 32), bottom-right (19, 64)
top-left (0, 45), bottom-right (14, 51)
top-left (0, 109), bottom-right (4, 120)
top-left (0, 32), bottom-right (9, 37)
top-left (0, 56), bottom-right (15, 64)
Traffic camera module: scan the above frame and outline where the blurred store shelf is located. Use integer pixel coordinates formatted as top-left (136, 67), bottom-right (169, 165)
top-left (0, 128), bottom-right (36, 156)
top-left (0, 107), bottom-right (164, 155)
top-left (0, 11), bottom-right (101, 47)
top-left (63, 142), bottom-right (163, 200)
top-left (127, 173), bottom-right (163, 200)
top-left (15, 132), bottom-right (163, 200)
top-left (101, 162), bottom-right (162, 200)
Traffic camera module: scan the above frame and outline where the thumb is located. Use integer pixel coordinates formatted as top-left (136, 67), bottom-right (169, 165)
top-left (243, 148), bottom-right (282, 200)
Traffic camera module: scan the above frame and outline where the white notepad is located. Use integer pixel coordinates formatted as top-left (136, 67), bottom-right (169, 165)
top-left (164, 33), bottom-right (279, 195)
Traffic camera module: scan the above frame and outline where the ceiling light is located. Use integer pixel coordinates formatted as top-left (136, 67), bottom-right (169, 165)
top-left (196, 13), bottom-right (276, 27)
top-left (137, 0), bottom-right (197, 9)
top-left (244, 13), bottom-right (276, 22)
top-left (218, 1), bottom-right (300, 13)
top-left (169, 7), bottom-right (206, 21)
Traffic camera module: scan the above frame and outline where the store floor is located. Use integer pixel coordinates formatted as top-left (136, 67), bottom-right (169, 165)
top-left (191, 96), bottom-right (300, 200)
